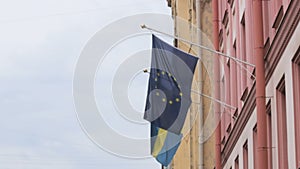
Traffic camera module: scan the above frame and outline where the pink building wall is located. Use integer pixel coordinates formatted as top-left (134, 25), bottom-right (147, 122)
top-left (214, 0), bottom-right (299, 168)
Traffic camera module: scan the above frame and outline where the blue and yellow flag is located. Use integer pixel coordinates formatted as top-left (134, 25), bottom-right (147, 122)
top-left (151, 124), bottom-right (182, 166)
top-left (144, 35), bottom-right (198, 134)
top-left (144, 35), bottom-right (198, 166)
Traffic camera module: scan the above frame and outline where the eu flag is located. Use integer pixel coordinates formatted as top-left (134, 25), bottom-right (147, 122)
top-left (144, 35), bottom-right (198, 134)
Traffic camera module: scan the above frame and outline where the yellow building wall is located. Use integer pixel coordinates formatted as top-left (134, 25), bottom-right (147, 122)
top-left (169, 0), bottom-right (215, 169)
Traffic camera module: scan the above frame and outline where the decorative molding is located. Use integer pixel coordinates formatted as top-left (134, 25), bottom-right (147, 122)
top-left (221, 83), bottom-right (256, 167)
top-left (265, 0), bottom-right (300, 84)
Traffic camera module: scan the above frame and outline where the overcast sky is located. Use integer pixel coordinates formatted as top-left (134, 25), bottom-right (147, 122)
top-left (0, 0), bottom-right (172, 168)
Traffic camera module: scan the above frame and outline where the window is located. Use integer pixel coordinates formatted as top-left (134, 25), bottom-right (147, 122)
top-left (271, 0), bottom-right (283, 30)
top-left (240, 14), bottom-right (248, 100)
top-left (222, 9), bottom-right (229, 35)
top-left (292, 50), bottom-right (300, 168)
top-left (262, 0), bottom-right (270, 44)
top-left (243, 141), bottom-right (248, 169)
top-left (275, 0), bottom-right (283, 14)
top-left (253, 125), bottom-right (258, 169)
top-left (220, 50), bottom-right (226, 147)
top-left (231, 42), bottom-right (238, 124)
top-left (227, 0), bottom-right (234, 7)
top-left (225, 59), bottom-right (231, 135)
top-left (235, 156), bottom-right (239, 169)
top-left (276, 76), bottom-right (289, 169)
top-left (272, 5), bottom-right (283, 30)
top-left (266, 101), bottom-right (273, 169)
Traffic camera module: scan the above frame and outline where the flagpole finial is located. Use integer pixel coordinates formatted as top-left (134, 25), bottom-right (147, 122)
top-left (140, 24), bottom-right (146, 29)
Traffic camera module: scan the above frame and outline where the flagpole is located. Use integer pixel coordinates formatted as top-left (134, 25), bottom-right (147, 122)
top-left (190, 89), bottom-right (236, 110)
top-left (141, 24), bottom-right (255, 68)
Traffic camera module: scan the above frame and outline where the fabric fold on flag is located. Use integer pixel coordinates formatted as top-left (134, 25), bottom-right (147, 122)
top-left (151, 124), bottom-right (182, 167)
top-left (144, 35), bottom-right (198, 134)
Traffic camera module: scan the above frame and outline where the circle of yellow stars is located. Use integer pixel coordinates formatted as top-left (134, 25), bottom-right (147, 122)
top-left (154, 70), bottom-right (182, 105)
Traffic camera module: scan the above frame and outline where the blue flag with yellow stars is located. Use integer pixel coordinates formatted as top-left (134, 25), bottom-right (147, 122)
top-left (144, 35), bottom-right (198, 134)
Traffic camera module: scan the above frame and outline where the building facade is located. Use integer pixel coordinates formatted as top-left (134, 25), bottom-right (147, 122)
top-left (214, 0), bottom-right (300, 169)
top-left (164, 0), bottom-right (299, 169)
top-left (166, 0), bottom-right (216, 169)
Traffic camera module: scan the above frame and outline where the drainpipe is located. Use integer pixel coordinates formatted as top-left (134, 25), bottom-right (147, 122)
top-left (252, 1), bottom-right (268, 169)
top-left (212, 0), bottom-right (221, 169)
top-left (196, 1), bottom-right (203, 169)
